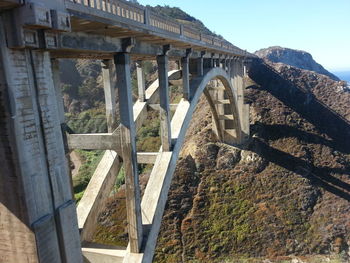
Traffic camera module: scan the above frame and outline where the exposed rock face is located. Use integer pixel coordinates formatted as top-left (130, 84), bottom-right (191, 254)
top-left (255, 46), bottom-right (340, 81)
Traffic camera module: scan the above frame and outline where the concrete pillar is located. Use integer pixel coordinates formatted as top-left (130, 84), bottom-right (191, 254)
top-left (196, 55), bottom-right (204, 76)
top-left (51, 59), bottom-right (65, 125)
top-left (157, 54), bottom-right (172, 151)
top-left (233, 58), bottom-right (250, 142)
top-left (0, 18), bottom-right (82, 261)
top-left (181, 55), bottom-right (190, 100)
top-left (223, 58), bottom-right (227, 72)
top-left (136, 60), bottom-right (146, 102)
top-left (101, 59), bottom-right (117, 133)
top-left (114, 52), bottom-right (143, 253)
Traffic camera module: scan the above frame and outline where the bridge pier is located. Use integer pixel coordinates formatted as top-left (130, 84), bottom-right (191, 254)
top-left (231, 58), bottom-right (250, 141)
top-left (101, 59), bottom-right (117, 132)
top-left (157, 53), bottom-right (172, 151)
top-left (136, 60), bottom-right (146, 102)
top-left (181, 53), bottom-right (190, 100)
top-left (115, 52), bottom-right (143, 253)
top-left (0, 18), bottom-right (82, 262)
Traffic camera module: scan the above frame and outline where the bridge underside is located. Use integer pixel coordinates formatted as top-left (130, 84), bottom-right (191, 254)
top-left (0, 1), bottom-right (253, 262)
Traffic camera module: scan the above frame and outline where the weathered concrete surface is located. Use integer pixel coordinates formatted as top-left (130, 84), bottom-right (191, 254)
top-left (0, 16), bottom-right (82, 262)
top-left (82, 247), bottom-right (126, 263)
top-left (0, 19), bottom-right (39, 263)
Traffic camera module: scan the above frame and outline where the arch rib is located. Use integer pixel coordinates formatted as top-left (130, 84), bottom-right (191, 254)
top-left (123, 67), bottom-right (243, 263)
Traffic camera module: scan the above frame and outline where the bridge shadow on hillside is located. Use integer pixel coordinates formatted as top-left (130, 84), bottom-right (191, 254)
top-left (251, 138), bottom-right (350, 201)
top-left (254, 123), bottom-right (350, 155)
top-left (248, 59), bottom-right (350, 154)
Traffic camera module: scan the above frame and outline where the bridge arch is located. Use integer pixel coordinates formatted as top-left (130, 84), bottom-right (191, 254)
top-left (124, 67), bottom-right (246, 262)
top-left (190, 67), bottom-right (243, 145)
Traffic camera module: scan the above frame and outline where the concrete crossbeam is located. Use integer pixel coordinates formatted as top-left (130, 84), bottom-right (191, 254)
top-left (137, 152), bottom-right (159, 164)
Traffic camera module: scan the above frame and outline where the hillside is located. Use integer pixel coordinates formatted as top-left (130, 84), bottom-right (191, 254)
top-left (147, 5), bottom-right (222, 38)
top-left (91, 57), bottom-right (350, 262)
top-left (152, 59), bottom-right (350, 262)
top-left (255, 46), bottom-right (340, 81)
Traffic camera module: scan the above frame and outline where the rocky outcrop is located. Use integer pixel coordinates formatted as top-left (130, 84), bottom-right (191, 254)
top-left (255, 46), bottom-right (340, 81)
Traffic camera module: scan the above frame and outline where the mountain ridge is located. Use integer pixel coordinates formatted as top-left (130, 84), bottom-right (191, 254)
top-left (255, 46), bottom-right (340, 81)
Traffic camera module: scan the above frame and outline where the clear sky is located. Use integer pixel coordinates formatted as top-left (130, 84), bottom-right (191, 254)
top-left (138, 0), bottom-right (350, 71)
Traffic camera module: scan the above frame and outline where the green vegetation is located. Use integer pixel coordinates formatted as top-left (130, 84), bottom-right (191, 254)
top-left (65, 107), bottom-right (107, 133)
top-left (73, 150), bottom-right (104, 203)
top-left (148, 5), bottom-right (222, 38)
top-left (114, 167), bottom-right (125, 191)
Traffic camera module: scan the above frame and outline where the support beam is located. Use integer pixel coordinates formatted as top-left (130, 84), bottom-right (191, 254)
top-left (157, 54), bottom-right (172, 151)
top-left (218, 114), bottom-right (234, 120)
top-left (136, 60), bottom-right (146, 102)
top-left (148, 103), bottom-right (178, 111)
top-left (203, 89), bottom-right (224, 141)
top-left (227, 58), bottom-right (232, 77)
top-left (67, 132), bottom-right (120, 151)
top-left (77, 150), bottom-right (122, 242)
top-left (137, 152), bottom-right (159, 164)
top-left (101, 59), bottom-right (117, 132)
top-left (196, 52), bottom-right (204, 77)
top-left (181, 48), bottom-right (191, 101)
top-left (232, 57), bottom-right (249, 143)
top-left (114, 52), bottom-right (143, 253)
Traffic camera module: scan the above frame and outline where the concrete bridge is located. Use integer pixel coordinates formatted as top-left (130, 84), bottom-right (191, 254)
top-left (0, 0), bottom-right (254, 262)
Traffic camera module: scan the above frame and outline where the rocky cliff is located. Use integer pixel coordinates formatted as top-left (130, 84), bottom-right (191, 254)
top-left (255, 46), bottom-right (340, 81)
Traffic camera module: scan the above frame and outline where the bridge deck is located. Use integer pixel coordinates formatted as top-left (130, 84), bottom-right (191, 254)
top-left (64, 0), bottom-right (246, 57)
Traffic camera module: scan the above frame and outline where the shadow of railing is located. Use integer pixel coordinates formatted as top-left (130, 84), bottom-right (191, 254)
top-left (248, 59), bottom-right (350, 153)
top-left (251, 138), bottom-right (350, 201)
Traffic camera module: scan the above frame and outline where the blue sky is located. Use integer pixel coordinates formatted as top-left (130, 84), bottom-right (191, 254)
top-left (138, 0), bottom-right (350, 71)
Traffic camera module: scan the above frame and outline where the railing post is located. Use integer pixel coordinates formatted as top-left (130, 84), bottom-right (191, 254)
top-left (101, 59), bottom-right (117, 132)
top-left (181, 48), bottom-right (192, 101)
top-left (144, 7), bottom-right (150, 25)
top-left (180, 24), bottom-right (184, 36)
top-left (114, 52), bottom-right (143, 253)
top-left (136, 60), bottom-right (145, 102)
top-left (157, 46), bottom-right (172, 151)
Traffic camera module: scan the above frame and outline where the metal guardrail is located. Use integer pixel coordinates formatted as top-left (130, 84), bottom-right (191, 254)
top-left (67, 0), bottom-right (248, 56)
